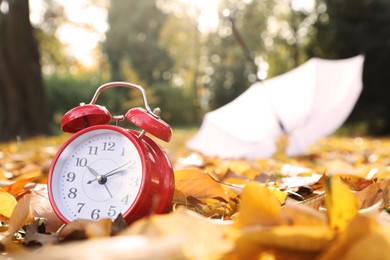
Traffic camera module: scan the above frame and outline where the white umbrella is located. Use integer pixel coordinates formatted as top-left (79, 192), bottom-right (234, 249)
top-left (187, 55), bottom-right (364, 159)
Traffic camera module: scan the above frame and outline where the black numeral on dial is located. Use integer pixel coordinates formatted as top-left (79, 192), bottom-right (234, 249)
top-left (68, 188), bottom-right (77, 199)
top-left (75, 157), bottom-right (87, 167)
top-left (103, 142), bottom-right (115, 151)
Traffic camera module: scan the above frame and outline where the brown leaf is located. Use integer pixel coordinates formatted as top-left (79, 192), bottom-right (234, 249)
top-left (341, 177), bottom-right (374, 191)
top-left (8, 194), bottom-right (34, 236)
top-left (2, 177), bottom-right (36, 200)
top-left (111, 214), bottom-right (128, 236)
top-left (310, 172), bottom-right (327, 190)
top-left (59, 218), bottom-right (112, 240)
top-left (172, 189), bottom-right (187, 204)
top-left (29, 185), bottom-right (64, 233)
top-left (174, 168), bottom-right (229, 201)
top-left (354, 180), bottom-right (390, 209)
top-left (24, 219), bottom-right (59, 246)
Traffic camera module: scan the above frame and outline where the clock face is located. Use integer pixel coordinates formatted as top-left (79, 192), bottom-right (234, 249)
top-left (49, 128), bottom-right (143, 222)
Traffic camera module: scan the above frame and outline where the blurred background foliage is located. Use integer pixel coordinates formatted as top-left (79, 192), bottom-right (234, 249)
top-left (0, 0), bottom-right (389, 140)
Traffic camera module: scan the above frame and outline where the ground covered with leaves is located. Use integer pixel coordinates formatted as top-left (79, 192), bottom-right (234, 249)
top-left (0, 130), bottom-right (389, 259)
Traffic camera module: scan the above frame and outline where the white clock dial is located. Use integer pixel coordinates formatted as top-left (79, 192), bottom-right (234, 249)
top-left (50, 128), bottom-right (143, 221)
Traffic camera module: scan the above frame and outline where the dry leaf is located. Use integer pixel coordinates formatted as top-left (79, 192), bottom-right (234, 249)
top-left (172, 189), bottom-right (187, 204)
top-left (235, 183), bottom-right (282, 228)
top-left (123, 209), bottom-right (235, 259)
top-left (59, 218), bottom-right (112, 240)
top-left (228, 241), bottom-right (319, 260)
top-left (2, 127), bottom-right (390, 258)
top-left (2, 177), bottom-right (35, 200)
top-left (354, 180), bottom-right (389, 209)
top-left (341, 225), bottom-right (390, 259)
top-left (239, 225), bottom-right (335, 252)
top-left (174, 168), bottom-right (229, 201)
top-left (222, 178), bottom-right (287, 205)
top-left (341, 177), bottom-right (374, 191)
top-left (281, 203), bottom-right (327, 226)
top-left (85, 218), bottom-right (112, 238)
top-left (220, 160), bottom-right (255, 176)
top-left (325, 176), bottom-right (358, 230)
top-left (0, 190), bottom-right (17, 219)
top-left (318, 216), bottom-right (379, 260)
top-left (29, 185), bottom-right (64, 233)
top-left (24, 219), bottom-right (59, 245)
top-left (8, 194), bottom-right (34, 235)
top-left (17, 235), bottom-right (183, 260)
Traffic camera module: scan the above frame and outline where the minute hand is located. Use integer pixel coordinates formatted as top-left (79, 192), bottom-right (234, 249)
top-left (104, 168), bottom-right (128, 178)
top-left (103, 161), bottom-right (132, 178)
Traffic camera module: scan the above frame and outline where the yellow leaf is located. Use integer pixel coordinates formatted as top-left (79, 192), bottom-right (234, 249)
top-left (0, 190), bottom-right (17, 219)
top-left (281, 204), bottom-right (327, 226)
top-left (325, 176), bottom-right (358, 231)
top-left (341, 225), bottom-right (390, 260)
top-left (222, 178), bottom-right (287, 205)
top-left (174, 168), bottom-right (229, 201)
top-left (240, 225), bottom-right (335, 252)
top-left (318, 216), bottom-right (379, 260)
top-left (220, 160), bottom-right (253, 176)
top-left (268, 186), bottom-right (288, 205)
top-left (235, 183), bottom-right (282, 228)
top-left (123, 209), bottom-right (235, 259)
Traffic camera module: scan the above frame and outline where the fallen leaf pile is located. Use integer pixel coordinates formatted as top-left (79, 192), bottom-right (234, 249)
top-left (0, 134), bottom-right (390, 259)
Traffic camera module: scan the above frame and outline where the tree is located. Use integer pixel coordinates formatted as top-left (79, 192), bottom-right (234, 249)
top-left (203, 0), bottom-right (314, 110)
top-left (310, 0), bottom-right (390, 134)
top-left (159, 0), bottom-right (204, 122)
top-left (0, 0), bottom-right (50, 141)
top-left (104, 0), bottom-right (173, 85)
top-left (103, 0), bottom-right (174, 117)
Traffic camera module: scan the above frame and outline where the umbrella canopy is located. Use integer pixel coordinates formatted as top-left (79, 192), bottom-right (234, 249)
top-left (187, 55), bottom-right (364, 159)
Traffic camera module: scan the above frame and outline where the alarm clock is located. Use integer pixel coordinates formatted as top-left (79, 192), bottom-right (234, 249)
top-left (48, 82), bottom-right (174, 224)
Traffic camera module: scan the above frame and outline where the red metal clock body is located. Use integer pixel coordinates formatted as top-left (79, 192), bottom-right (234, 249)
top-left (47, 82), bottom-right (174, 224)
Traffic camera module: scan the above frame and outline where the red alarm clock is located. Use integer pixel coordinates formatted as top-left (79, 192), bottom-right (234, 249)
top-left (48, 82), bottom-right (174, 224)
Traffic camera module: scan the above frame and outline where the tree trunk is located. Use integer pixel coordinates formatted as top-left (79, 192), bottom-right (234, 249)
top-left (0, 0), bottom-right (50, 141)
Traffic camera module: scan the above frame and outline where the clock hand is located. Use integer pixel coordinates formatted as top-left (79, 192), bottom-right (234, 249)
top-left (87, 161), bottom-right (131, 184)
top-left (104, 184), bottom-right (113, 198)
top-left (87, 165), bottom-right (100, 177)
top-left (102, 161), bottom-right (132, 177)
top-left (86, 165), bottom-right (113, 198)
top-left (103, 167), bottom-right (130, 178)
top-left (87, 166), bottom-right (105, 184)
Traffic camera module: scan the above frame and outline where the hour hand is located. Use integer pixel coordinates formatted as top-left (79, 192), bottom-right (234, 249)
top-left (86, 166), bottom-right (104, 184)
top-left (86, 166), bottom-right (112, 197)
top-left (87, 166), bottom-right (99, 177)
